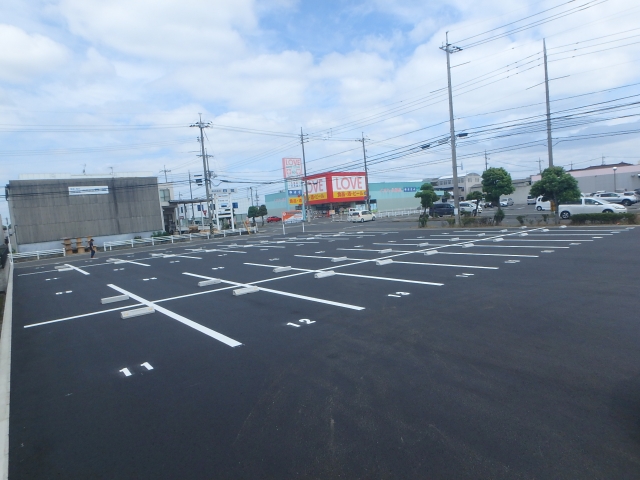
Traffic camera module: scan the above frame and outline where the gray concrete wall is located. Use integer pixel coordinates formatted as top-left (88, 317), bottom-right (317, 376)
top-left (8, 177), bottom-right (163, 247)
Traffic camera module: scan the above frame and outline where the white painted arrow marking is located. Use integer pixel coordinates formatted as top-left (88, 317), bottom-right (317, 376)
top-left (119, 368), bottom-right (132, 377)
top-left (141, 362), bottom-right (153, 370)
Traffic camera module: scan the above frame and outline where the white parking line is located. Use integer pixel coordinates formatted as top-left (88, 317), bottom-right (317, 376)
top-left (114, 260), bottom-right (151, 266)
top-left (437, 252), bottom-right (538, 257)
top-left (477, 239), bottom-right (593, 242)
top-left (390, 261), bottom-right (498, 269)
top-left (333, 272), bottom-right (444, 285)
top-left (108, 284), bottom-right (242, 347)
top-left (63, 264), bottom-right (90, 275)
top-left (24, 304), bottom-right (143, 328)
top-left (182, 272), bottom-right (365, 310)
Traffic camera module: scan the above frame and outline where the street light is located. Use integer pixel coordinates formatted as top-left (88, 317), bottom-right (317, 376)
top-left (613, 166), bottom-right (618, 192)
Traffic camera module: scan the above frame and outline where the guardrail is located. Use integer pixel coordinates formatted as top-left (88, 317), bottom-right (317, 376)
top-left (9, 248), bottom-right (66, 263)
top-left (102, 227), bottom-right (258, 251)
top-left (374, 209), bottom-right (421, 218)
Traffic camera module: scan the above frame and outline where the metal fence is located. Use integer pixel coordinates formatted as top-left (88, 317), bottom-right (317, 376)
top-left (102, 227), bottom-right (258, 251)
top-left (375, 208), bottom-right (421, 218)
top-left (9, 248), bottom-right (66, 263)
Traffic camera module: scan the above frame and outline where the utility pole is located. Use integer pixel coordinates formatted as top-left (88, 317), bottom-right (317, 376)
top-left (190, 114), bottom-right (213, 231)
top-left (255, 188), bottom-right (259, 207)
top-left (543, 39), bottom-right (554, 168)
top-left (160, 165), bottom-right (171, 183)
top-left (538, 158), bottom-right (543, 174)
top-left (440, 32), bottom-right (463, 225)
top-left (358, 133), bottom-right (371, 210)
top-left (601, 155), bottom-right (605, 166)
top-left (484, 151), bottom-right (489, 171)
top-left (300, 128), bottom-right (310, 222)
top-left (188, 171), bottom-right (195, 221)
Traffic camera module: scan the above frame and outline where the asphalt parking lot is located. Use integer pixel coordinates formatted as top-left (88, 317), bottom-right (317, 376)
top-left (9, 222), bottom-right (640, 479)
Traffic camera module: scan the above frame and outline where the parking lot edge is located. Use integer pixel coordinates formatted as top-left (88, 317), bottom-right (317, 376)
top-left (0, 262), bottom-right (12, 480)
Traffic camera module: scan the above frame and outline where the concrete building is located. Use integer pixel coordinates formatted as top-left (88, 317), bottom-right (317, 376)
top-left (434, 172), bottom-right (482, 199)
top-left (468, 177), bottom-right (532, 204)
top-left (6, 173), bottom-right (163, 252)
top-left (530, 162), bottom-right (640, 194)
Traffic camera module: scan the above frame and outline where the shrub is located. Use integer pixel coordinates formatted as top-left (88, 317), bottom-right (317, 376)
top-left (569, 213), bottom-right (637, 225)
top-left (446, 218), bottom-right (456, 227)
top-left (418, 214), bottom-right (428, 228)
top-left (461, 216), bottom-right (476, 226)
top-left (516, 215), bottom-right (525, 226)
top-left (460, 216), bottom-right (493, 227)
top-left (493, 209), bottom-right (505, 225)
top-left (151, 231), bottom-right (170, 237)
top-left (541, 214), bottom-right (549, 224)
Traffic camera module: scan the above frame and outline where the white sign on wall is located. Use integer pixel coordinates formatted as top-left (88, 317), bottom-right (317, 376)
top-left (68, 186), bottom-right (109, 195)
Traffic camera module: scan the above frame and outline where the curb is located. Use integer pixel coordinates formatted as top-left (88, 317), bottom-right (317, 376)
top-left (0, 262), bottom-right (13, 480)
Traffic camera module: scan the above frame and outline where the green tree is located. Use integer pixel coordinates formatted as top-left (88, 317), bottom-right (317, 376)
top-left (530, 166), bottom-right (580, 222)
top-left (258, 204), bottom-right (268, 226)
top-left (415, 183), bottom-right (439, 227)
top-left (482, 167), bottom-right (514, 225)
top-left (247, 206), bottom-right (259, 226)
top-left (466, 191), bottom-right (483, 215)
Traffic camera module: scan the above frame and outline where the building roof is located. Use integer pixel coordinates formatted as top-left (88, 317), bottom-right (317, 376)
top-left (437, 172), bottom-right (481, 180)
top-left (17, 172), bottom-right (154, 180)
top-left (568, 162), bottom-right (633, 172)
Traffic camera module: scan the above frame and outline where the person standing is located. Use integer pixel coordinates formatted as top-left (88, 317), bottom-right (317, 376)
top-left (89, 238), bottom-right (96, 259)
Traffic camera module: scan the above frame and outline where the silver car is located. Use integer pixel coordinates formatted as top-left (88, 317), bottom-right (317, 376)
top-left (593, 192), bottom-right (637, 206)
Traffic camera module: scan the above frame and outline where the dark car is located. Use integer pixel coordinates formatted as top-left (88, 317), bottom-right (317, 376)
top-left (266, 216), bottom-right (281, 223)
top-left (429, 203), bottom-right (455, 217)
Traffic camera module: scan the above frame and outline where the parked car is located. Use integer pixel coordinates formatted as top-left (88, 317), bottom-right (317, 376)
top-left (558, 197), bottom-right (627, 219)
top-left (350, 210), bottom-right (375, 222)
top-left (500, 198), bottom-right (514, 207)
top-left (459, 201), bottom-right (482, 214)
top-left (593, 191), bottom-right (637, 206)
top-left (429, 203), bottom-right (455, 217)
top-left (535, 195), bottom-right (552, 211)
top-left (266, 216), bottom-right (282, 223)
top-left (527, 195), bottom-right (536, 205)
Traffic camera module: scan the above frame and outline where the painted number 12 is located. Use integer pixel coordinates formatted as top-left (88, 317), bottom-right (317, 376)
top-left (287, 319), bottom-right (316, 327)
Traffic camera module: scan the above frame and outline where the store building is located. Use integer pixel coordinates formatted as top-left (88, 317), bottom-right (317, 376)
top-left (6, 173), bottom-right (163, 252)
top-left (265, 176), bottom-right (445, 215)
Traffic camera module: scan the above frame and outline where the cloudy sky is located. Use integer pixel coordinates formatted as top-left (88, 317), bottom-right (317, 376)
top-left (1, 0), bottom-right (639, 217)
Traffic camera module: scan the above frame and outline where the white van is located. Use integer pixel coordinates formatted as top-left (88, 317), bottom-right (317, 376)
top-left (535, 196), bottom-right (551, 211)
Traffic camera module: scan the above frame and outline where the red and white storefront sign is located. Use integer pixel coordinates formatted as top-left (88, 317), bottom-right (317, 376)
top-left (303, 172), bottom-right (367, 204)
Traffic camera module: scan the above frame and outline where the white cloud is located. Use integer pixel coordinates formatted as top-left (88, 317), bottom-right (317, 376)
top-left (0, 24), bottom-right (69, 83)
top-left (59, 0), bottom-right (257, 63)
